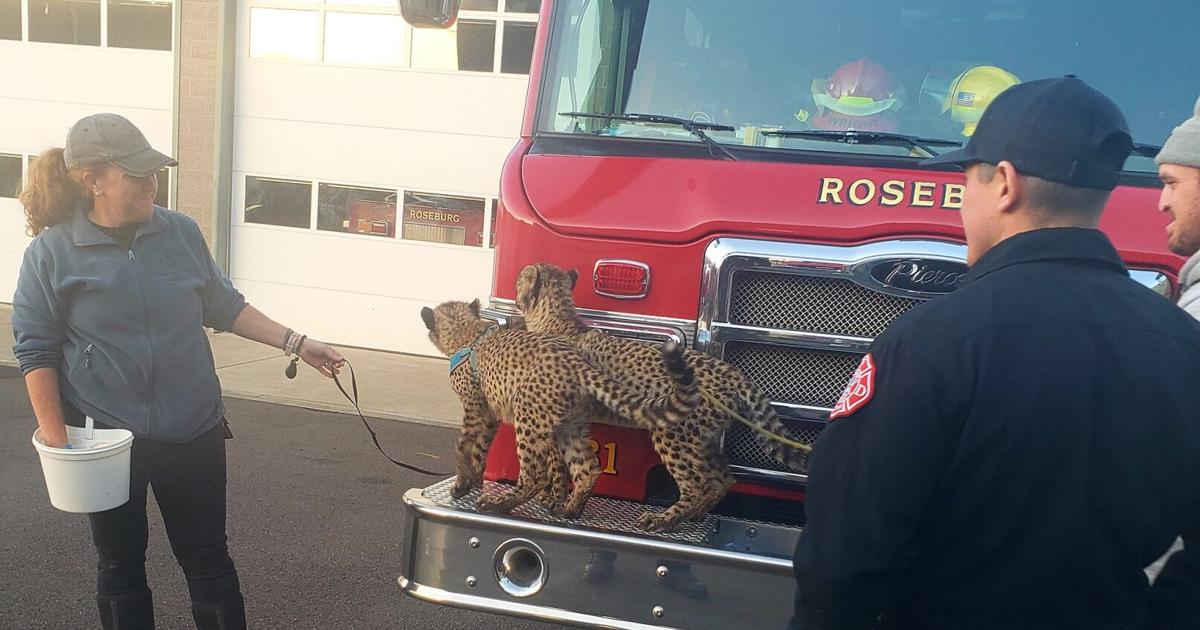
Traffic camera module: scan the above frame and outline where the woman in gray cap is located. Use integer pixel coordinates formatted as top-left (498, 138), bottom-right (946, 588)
top-left (12, 113), bottom-right (346, 629)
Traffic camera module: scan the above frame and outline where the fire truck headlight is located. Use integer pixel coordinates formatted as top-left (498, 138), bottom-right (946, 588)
top-left (493, 538), bottom-right (547, 598)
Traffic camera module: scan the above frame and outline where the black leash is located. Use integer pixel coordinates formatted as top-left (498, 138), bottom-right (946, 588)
top-left (287, 356), bottom-right (450, 476)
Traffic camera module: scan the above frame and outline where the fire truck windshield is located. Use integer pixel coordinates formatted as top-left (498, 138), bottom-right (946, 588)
top-left (536, 0), bottom-right (1199, 172)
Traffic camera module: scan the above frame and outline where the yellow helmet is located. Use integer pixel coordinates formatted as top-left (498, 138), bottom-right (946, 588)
top-left (943, 65), bottom-right (1020, 136)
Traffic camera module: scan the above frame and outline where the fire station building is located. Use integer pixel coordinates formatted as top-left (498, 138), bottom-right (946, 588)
top-left (1, 0), bottom-right (538, 355)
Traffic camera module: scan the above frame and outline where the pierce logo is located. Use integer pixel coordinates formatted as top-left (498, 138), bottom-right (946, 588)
top-left (830, 354), bottom-right (876, 420)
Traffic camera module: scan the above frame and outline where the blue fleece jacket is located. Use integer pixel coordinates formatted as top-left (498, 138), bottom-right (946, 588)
top-left (12, 204), bottom-right (247, 442)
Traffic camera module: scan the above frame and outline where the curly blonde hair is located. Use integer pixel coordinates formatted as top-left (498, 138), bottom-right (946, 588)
top-left (18, 148), bottom-right (94, 236)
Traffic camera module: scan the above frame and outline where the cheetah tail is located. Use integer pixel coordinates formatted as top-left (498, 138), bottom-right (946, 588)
top-left (580, 340), bottom-right (700, 431)
top-left (740, 384), bottom-right (810, 472)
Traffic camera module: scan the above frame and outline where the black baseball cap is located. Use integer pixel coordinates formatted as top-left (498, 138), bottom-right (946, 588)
top-left (64, 113), bottom-right (178, 177)
top-left (920, 76), bottom-right (1133, 190)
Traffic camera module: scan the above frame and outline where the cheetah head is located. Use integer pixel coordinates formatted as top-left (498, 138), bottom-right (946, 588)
top-left (420, 299), bottom-right (488, 356)
top-left (516, 263), bottom-right (579, 316)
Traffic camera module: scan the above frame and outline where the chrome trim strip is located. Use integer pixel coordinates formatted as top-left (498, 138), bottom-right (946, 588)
top-left (709, 323), bottom-right (874, 354)
top-left (593, 259), bottom-right (652, 300)
top-left (479, 308), bottom-right (523, 330)
top-left (398, 577), bottom-right (680, 630)
top-left (774, 402), bottom-right (835, 417)
top-left (577, 318), bottom-right (689, 346)
top-left (731, 465), bottom-right (807, 485)
top-left (489, 298), bottom-right (697, 347)
top-left (402, 489), bottom-right (794, 572)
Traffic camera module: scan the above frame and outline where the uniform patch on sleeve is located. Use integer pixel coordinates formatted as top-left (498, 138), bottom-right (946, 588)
top-left (829, 353), bottom-right (876, 420)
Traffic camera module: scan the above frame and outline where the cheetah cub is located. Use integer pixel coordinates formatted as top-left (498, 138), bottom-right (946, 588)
top-left (516, 263), bottom-right (809, 531)
top-left (421, 299), bottom-right (699, 518)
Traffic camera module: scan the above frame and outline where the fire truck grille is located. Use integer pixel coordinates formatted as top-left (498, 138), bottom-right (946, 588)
top-left (728, 271), bottom-right (922, 338)
top-left (723, 341), bottom-right (863, 409)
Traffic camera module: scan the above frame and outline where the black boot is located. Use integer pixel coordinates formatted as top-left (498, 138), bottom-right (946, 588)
top-left (191, 593), bottom-right (247, 630)
top-left (97, 588), bottom-right (155, 630)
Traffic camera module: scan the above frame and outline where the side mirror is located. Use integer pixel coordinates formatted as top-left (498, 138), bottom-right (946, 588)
top-left (398, 0), bottom-right (461, 28)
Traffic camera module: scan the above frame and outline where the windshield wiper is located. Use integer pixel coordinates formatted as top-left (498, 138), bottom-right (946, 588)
top-left (559, 111), bottom-right (739, 161)
top-left (762, 129), bottom-right (962, 158)
top-left (1130, 142), bottom-right (1161, 158)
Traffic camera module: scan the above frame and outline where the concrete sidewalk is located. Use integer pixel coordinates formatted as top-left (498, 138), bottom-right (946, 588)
top-left (0, 304), bottom-right (461, 428)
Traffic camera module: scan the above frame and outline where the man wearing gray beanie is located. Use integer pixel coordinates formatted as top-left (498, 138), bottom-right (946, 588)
top-left (1150, 95), bottom-right (1200, 629)
top-left (1158, 95), bottom-right (1200, 316)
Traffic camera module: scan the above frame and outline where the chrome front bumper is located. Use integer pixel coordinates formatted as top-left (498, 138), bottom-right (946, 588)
top-left (399, 478), bottom-right (800, 629)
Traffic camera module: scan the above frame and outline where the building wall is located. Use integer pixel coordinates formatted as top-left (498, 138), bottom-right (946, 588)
top-left (1, 0), bottom-right (535, 358)
top-left (177, 0), bottom-right (220, 244)
top-left (228, 0), bottom-right (535, 354)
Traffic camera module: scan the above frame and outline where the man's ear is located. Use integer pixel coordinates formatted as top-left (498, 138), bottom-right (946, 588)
top-left (469, 298), bottom-right (481, 316)
top-left (420, 307), bottom-right (436, 331)
top-left (995, 160), bottom-right (1023, 215)
top-left (567, 268), bottom-right (579, 289)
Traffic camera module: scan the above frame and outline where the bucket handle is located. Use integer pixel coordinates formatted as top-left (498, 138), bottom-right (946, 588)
top-left (84, 416), bottom-right (94, 441)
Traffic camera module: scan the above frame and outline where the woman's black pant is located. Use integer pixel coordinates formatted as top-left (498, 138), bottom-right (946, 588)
top-left (84, 418), bottom-right (245, 629)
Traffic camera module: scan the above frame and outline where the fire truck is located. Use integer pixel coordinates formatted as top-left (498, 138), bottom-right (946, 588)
top-left (394, 1), bottom-right (1196, 627)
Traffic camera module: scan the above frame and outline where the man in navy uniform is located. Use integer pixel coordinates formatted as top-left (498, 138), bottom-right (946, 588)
top-left (790, 77), bottom-right (1200, 629)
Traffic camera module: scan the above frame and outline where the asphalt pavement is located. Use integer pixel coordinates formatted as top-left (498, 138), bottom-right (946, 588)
top-left (0, 366), bottom-right (557, 630)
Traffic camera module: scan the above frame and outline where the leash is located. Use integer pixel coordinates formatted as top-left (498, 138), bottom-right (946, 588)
top-left (287, 356), bottom-right (450, 476)
top-left (700, 389), bottom-right (813, 453)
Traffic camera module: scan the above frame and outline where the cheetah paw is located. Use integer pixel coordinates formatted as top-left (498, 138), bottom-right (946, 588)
top-left (554, 502), bottom-right (585, 519)
top-left (475, 493), bottom-right (515, 514)
top-left (638, 511), bottom-right (679, 532)
top-left (450, 477), bottom-right (477, 500)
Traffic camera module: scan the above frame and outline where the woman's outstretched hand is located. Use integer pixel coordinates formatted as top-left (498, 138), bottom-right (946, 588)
top-left (299, 339), bottom-right (346, 378)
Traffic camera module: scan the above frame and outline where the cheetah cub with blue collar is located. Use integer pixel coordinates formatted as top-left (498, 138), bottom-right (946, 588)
top-left (421, 299), bottom-right (699, 518)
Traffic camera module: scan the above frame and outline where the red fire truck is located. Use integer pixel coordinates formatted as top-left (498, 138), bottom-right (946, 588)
top-left (395, 1), bottom-right (1196, 627)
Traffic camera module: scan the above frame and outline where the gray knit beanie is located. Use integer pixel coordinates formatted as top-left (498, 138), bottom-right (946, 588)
top-left (1157, 95), bottom-right (1200, 169)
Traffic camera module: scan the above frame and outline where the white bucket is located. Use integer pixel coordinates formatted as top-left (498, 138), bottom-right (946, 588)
top-left (32, 417), bottom-right (134, 513)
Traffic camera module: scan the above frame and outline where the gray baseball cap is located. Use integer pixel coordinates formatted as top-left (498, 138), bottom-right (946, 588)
top-left (64, 113), bottom-right (178, 177)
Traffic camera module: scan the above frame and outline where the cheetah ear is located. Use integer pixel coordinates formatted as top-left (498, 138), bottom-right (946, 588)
top-left (469, 298), bottom-right (481, 316)
top-left (420, 306), bottom-right (436, 330)
top-left (567, 268), bottom-right (580, 289)
top-left (523, 265), bottom-right (542, 309)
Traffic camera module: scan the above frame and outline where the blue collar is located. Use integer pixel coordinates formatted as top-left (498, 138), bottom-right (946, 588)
top-left (448, 325), bottom-right (498, 384)
top-left (448, 347), bottom-right (473, 372)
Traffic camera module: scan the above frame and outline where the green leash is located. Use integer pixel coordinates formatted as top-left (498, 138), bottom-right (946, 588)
top-left (700, 389), bottom-right (813, 453)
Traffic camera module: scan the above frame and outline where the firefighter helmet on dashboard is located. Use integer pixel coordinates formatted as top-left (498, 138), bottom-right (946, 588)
top-left (810, 58), bottom-right (906, 132)
top-left (942, 65), bottom-right (1021, 136)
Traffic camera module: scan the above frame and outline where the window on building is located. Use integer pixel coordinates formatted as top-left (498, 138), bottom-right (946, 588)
top-left (244, 176), bottom-right (312, 229)
top-left (0, 0), bottom-right (21, 40)
top-left (488, 200), bottom-right (497, 248)
top-left (249, 8), bottom-right (320, 61)
top-left (0, 154), bottom-right (22, 199)
top-left (402, 191), bottom-right (486, 247)
top-left (153, 167), bottom-right (171, 208)
top-left (248, 1), bottom-right (407, 66)
top-left (324, 12), bottom-right (405, 66)
top-left (506, 0), bottom-right (539, 12)
top-left (29, 0), bottom-right (101, 45)
top-left (317, 183), bottom-right (397, 237)
top-left (411, 0), bottom-right (537, 74)
top-left (500, 21), bottom-right (535, 73)
top-left (108, 0), bottom-right (173, 51)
